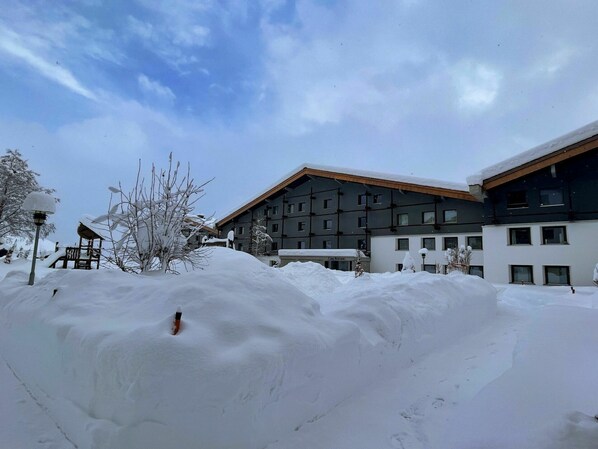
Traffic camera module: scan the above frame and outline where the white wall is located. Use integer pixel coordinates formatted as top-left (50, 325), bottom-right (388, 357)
top-left (482, 220), bottom-right (598, 286)
top-left (370, 234), bottom-right (484, 273)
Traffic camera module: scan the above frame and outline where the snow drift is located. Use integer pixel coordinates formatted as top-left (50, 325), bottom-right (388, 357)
top-left (0, 248), bottom-right (496, 449)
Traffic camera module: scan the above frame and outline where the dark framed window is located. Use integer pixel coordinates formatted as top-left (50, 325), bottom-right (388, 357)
top-left (509, 227), bottom-right (531, 245)
top-left (323, 219), bottom-right (332, 230)
top-left (298, 202), bottom-right (305, 212)
top-left (287, 203), bottom-right (295, 214)
top-left (511, 265), bottom-right (533, 284)
top-left (237, 226), bottom-right (244, 235)
top-left (443, 209), bottom-right (457, 223)
top-left (396, 238), bottom-right (409, 251)
top-left (467, 236), bottom-right (483, 250)
top-left (443, 236), bottom-right (458, 250)
top-left (272, 205), bottom-right (279, 215)
top-left (271, 223), bottom-right (279, 233)
top-left (397, 213), bottom-right (408, 226)
top-left (507, 190), bottom-right (528, 208)
top-left (422, 237), bottom-right (436, 250)
top-left (298, 221), bottom-right (306, 231)
top-left (322, 240), bottom-right (332, 249)
top-left (323, 198), bottom-right (331, 209)
top-left (358, 194), bottom-right (367, 205)
top-left (271, 241), bottom-right (278, 251)
top-left (297, 241), bottom-right (306, 249)
top-left (542, 226), bottom-right (567, 244)
top-left (539, 188), bottom-right (564, 207)
top-left (264, 208), bottom-right (268, 216)
top-left (357, 239), bottom-right (367, 250)
top-left (237, 243), bottom-right (243, 251)
top-left (358, 216), bottom-right (367, 228)
top-left (373, 194), bottom-right (382, 204)
top-left (422, 211), bottom-right (435, 224)
top-left (544, 266), bottom-right (570, 285)
top-left (469, 266), bottom-right (484, 278)
top-left (396, 263), bottom-right (403, 272)
top-left (423, 264), bottom-right (436, 274)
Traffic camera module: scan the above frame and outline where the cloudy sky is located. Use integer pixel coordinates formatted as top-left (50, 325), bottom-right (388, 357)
top-left (1, 0), bottom-right (598, 243)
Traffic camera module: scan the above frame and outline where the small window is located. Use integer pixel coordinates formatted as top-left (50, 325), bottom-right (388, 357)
top-left (237, 226), bottom-right (244, 235)
top-left (469, 266), bottom-right (484, 278)
top-left (271, 241), bottom-right (278, 251)
top-left (443, 209), bottom-right (457, 223)
top-left (358, 216), bottom-right (367, 228)
top-left (467, 236), bottom-right (483, 250)
top-left (423, 264), bottom-right (436, 274)
top-left (397, 213), bottom-right (408, 226)
top-left (297, 241), bottom-right (306, 249)
top-left (396, 263), bottom-right (403, 272)
top-left (272, 205), bottom-right (279, 215)
top-left (373, 194), bottom-right (382, 204)
top-left (422, 237), bottom-right (436, 250)
top-left (396, 238), bottom-right (409, 251)
top-left (287, 204), bottom-right (295, 214)
top-left (509, 227), bottom-right (531, 245)
top-left (422, 211), bottom-right (435, 225)
top-left (443, 236), bottom-right (458, 250)
top-left (540, 188), bottom-right (564, 207)
top-left (237, 243), bottom-right (243, 251)
top-left (298, 202), bottom-right (305, 212)
top-left (323, 198), bottom-right (331, 209)
top-left (357, 239), bottom-right (367, 250)
top-left (298, 222), bottom-right (306, 231)
top-left (542, 226), bottom-right (567, 244)
top-left (271, 223), bottom-right (279, 233)
top-left (358, 194), bottom-right (367, 205)
top-left (264, 208), bottom-right (268, 216)
top-left (507, 190), bottom-right (528, 208)
top-left (544, 266), bottom-right (570, 285)
top-left (323, 219), bottom-right (332, 230)
top-left (511, 265), bottom-right (533, 284)
top-left (322, 240), bottom-right (332, 249)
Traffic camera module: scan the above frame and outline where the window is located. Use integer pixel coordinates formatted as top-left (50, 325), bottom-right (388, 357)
top-left (422, 237), bottom-right (436, 250)
top-left (544, 266), bottom-right (570, 285)
top-left (297, 241), bottom-right (306, 249)
top-left (540, 188), bottom-right (564, 207)
top-left (272, 205), bottom-right (279, 215)
top-left (397, 213), bottom-right (408, 226)
top-left (263, 208), bottom-right (268, 216)
top-left (323, 198), bottom-right (331, 209)
top-left (423, 264), bottom-right (436, 274)
top-left (509, 227), bottom-right (531, 245)
top-left (422, 211), bottom-right (435, 225)
top-left (511, 265), bottom-right (533, 284)
top-left (323, 219), bottom-right (332, 230)
top-left (271, 241), bottom-right (278, 251)
top-left (270, 260), bottom-right (277, 267)
top-left (287, 203), bottom-right (295, 214)
top-left (357, 239), bottom-right (367, 250)
top-left (469, 266), bottom-right (484, 278)
top-left (358, 194), bottom-right (367, 205)
top-left (542, 226), bottom-right (567, 244)
top-left (373, 194), bottom-right (382, 204)
top-left (323, 240), bottom-right (332, 249)
top-left (443, 237), bottom-right (458, 250)
top-left (298, 202), bottom-right (305, 212)
top-left (507, 190), bottom-right (528, 208)
top-left (237, 243), bottom-right (243, 251)
top-left (237, 226), bottom-right (244, 235)
top-left (358, 216), bottom-right (367, 228)
top-left (298, 221), bottom-right (306, 231)
top-left (467, 236), bottom-right (483, 250)
top-left (396, 238), bottom-right (409, 251)
top-left (271, 223), bottom-right (279, 233)
top-left (443, 209), bottom-right (457, 223)
top-left (396, 263), bottom-right (403, 272)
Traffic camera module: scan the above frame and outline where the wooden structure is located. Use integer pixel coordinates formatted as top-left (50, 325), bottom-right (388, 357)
top-left (50, 221), bottom-right (103, 270)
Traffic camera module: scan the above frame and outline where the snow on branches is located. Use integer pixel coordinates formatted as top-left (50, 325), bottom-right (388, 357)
top-left (445, 245), bottom-right (472, 274)
top-left (249, 216), bottom-right (272, 256)
top-left (96, 154), bottom-right (211, 273)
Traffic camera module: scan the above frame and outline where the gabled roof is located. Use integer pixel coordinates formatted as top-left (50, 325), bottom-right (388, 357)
top-left (217, 164), bottom-right (476, 227)
top-left (468, 119), bottom-right (598, 189)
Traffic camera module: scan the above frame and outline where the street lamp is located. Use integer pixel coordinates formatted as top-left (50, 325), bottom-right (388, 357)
top-left (23, 192), bottom-right (56, 285)
top-left (418, 247), bottom-right (428, 272)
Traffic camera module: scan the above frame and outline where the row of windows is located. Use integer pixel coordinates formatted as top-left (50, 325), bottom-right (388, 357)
top-left (508, 226), bottom-right (567, 245)
top-left (506, 187), bottom-right (564, 209)
top-left (397, 209), bottom-right (457, 226)
top-left (395, 264), bottom-right (484, 277)
top-left (243, 238), bottom-right (368, 252)
top-left (510, 265), bottom-right (570, 285)
top-left (396, 236), bottom-right (483, 251)
top-left (266, 193), bottom-right (387, 217)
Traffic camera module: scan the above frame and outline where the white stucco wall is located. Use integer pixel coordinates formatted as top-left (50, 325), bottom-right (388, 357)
top-left (482, 220), bottom-right (598, 286)
top-left (370, 234), bottom-right (484, 274)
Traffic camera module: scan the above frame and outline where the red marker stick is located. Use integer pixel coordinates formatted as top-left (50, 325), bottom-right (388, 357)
top-left (172, 306), bottom-right (182, 335)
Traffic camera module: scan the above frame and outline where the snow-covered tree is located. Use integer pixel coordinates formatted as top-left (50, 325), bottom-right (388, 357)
top-left (0, 149), bottom-right (57, 239)
top-left (446, 245), bottom-right (472, 274)
top-left (249, 216), bottom-right (272, 256)
top-left (97, 154), bottom-right (211, 273)
top-left (593, 263), bottom-right (598, 286)
top-left (401, 252), bottom-right (416, 273)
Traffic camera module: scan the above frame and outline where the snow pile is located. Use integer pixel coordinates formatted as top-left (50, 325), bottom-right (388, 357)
top-left (279, 261), bottom-right (343, 297)
top-left (443, 304), bottom-right (598, 449)
top-left (0, 249), bottom-right (496, 449)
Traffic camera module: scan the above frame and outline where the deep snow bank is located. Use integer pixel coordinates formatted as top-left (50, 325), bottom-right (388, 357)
top-left (0, 250), bottom-right (496, 449)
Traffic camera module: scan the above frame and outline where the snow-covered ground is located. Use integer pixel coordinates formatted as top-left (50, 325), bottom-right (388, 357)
top-left (0, 250), bottom-right (597, 449)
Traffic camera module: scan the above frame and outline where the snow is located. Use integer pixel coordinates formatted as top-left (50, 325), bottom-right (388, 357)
top-left (1, 255), bottom-right (598, 449)
top-left (467, 119), bottom-right (598, 185)
top-left (22, 191), bottom-right (57, 214)
top-left (278, 248), bottom-right (366, 258)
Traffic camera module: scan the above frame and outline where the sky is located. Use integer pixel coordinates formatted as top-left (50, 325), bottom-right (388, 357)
top-left (1, 0), bottom-right (598, 244)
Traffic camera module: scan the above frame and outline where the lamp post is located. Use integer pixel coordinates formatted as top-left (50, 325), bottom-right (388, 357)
top-left (418, 247), bottom-right (428, 272)
top-left (23, 192), bottom-right (56, 286)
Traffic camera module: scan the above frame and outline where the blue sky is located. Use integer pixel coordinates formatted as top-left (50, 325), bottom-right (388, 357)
top-left (1, 0), bottom-right (598, 243)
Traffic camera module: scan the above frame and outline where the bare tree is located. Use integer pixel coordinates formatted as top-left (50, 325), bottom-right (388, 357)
top-left (249, 216), bottom-right (272, 256)
top-left (445, 245), bottom-right (473, 274)
top-left (96, 154), bottom-right (211, 273)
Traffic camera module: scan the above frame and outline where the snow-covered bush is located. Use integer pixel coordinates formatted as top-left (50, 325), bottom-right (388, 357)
top-left (401, 252), bottom-right (416, 273)
top-left (249, 216), bottom-right (272, 256)
top-left (446, 245), bottom-right (472, 274)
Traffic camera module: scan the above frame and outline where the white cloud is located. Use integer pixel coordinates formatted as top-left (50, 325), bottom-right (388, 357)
top-left (527, 46), bottom-right (579, 78)
top-left (452, 61), bottom-right (501, 110)
top-left (138, 74), bottom-right (176, 103)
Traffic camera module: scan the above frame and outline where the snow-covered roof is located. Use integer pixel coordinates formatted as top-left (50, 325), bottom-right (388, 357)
top-left (218, 164), bottom-right (473, 227)
top-left (79, 215), bottom-right (111, 240)
top-left (278, 249), bottom-right (368, 258)
top-left (467, 119), bottom-right (598, 186)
